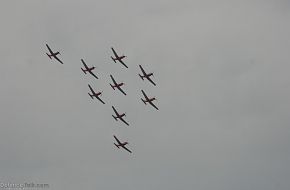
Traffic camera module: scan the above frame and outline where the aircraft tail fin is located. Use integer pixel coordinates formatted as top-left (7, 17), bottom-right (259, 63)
top-left (46, 53), bottom-right (51, 59)
top-left (112, 115), bottom-right (117, 121)
top-left (141, 98), bottom-right (146, 105)
top-left (114, 143), bottom-right (120, 148)
top-left (111, 56), bottom-right (116, 63)
top-left (110, 84), bottom-right (115, 90)
top-left (88, 93), bottom-right (94, 99)
top-left (139, 74), bottom-right (144, 80)
top-left (81, 68), bottom-right (86, 74)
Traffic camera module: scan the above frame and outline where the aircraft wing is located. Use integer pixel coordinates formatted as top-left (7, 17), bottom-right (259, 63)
top-left (121, 145), bottom-right (132, 153)
top-left (53, 55), bottom-right (63, 64)
top-left (112, 106), bottom-right (118, 115)
top-left (117, 86), bottom-right (127, 96)
top-left (111, 47), bottom-right (118, 58)
top-left (146, 77), bottom-right (156, 86)
top-left (97, 96), bottom-right (105, 104)
top-left (113, 135), bottom-right (122, 144)
top-left (88, 84), bottom-right (94, 93)
top-left (141, 90), bottom-right (149, 100)
top-left (118, 59), bottom-right (128, 68)
top-left (89, 70), bottom-right (98, 79)
top-left (120, 117), bottom-right (129, 126)
top-left (46, 44), bottom-right (53, 54)
top-left (110, 75), bottom-right (117, 84)
top-left (139, 65), bottom-right (146, 75)
top-left (81, 59), bottom-right (89, 69)
top-left (149, 101), bottom-right (159, 110)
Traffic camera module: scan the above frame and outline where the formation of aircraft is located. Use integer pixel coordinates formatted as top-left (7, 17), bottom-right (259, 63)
top-left (110, 75), bottom-right (126, 96)
top-left (88, 84), bottom-right (105, 104)
top-left (112, 106), bottom-right (129, 126)
top-left (81, 59), bottom-right (98, 79)
top-left (45, 45), bottom-right (160, 154)
top-left (141, 90), bottom-right (159, 110)
top-left (46, 44), bottom-right (63, 64)
top-left (138, 65), bottom-right (156, 86)
top-left (113, 135), bottom-right (132, 153)
top-left (111, 47), bottom-right (128, 68)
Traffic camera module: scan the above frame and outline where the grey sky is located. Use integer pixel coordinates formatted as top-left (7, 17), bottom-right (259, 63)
top-left (1, 0), bottom-right (290, 189)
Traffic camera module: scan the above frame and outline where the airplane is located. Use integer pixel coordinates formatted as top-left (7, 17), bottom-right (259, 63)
top-left (110, 75), bottom-right (126, 95)
top-left (113, 135), bottom-right (132, 153)
top-left (45, 44), bottom-right (63, 64)
top-left (88, 84), bottom-right (105, 104)
top-left (112, 106), bottom-right (129, 126)
top-left (111, 47), bottom-right (128, 68)
top-left (81, 59), bottom-right (98, 79)
top-left (141, 90), bottom-right (159, 110)
top-left (138, 65), bottom-right (156, 86)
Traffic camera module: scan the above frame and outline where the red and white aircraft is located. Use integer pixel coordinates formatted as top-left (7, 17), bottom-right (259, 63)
top-left (46, 44), bottom-right (63, 64)
top-left (113, 135), bottom-right (132, 153)
top-left (138, 65), bottom-right (156, 86)
top-left (112, 106), bottom-right (129, 126)
top-left (141, 90), bottom-right (159, 110)
top-left (110, 75), bottom-right (126, 96)
top-left (81, 59), bottom-right (98, 79)
top-left (88, 84), bottom-right (105, 104)
top-left (111, 47), bottom-right (128, 68)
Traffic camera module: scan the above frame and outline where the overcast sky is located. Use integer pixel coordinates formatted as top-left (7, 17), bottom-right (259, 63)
top-left (1, 0), bottom-right (290, 190)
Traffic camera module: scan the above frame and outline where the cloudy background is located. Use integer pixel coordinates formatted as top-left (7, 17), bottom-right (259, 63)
top-left (1, 0), bottom-right (290, 189)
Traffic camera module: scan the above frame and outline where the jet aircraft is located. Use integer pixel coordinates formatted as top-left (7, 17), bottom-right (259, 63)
top-left (112, 106), bottom-right (129, 126)
top-left (111, 47), bottom-right (128, 68)
top-left (113, 135), bottom-right (132, 153)
top-left (45, 44), bottom-right (63, 64)
top-left (88, 84), bottom-right (105, 104)
top-left (81, 59), bottom-right (98, 79)
top-left (141, 90), bottom-right (159, 110)
top-left (110, 75), bottom-right (126, 95)
top-left (138, 65), bottom-right (156, 86)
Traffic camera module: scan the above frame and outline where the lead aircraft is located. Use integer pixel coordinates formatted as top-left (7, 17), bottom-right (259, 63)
top-left (113, 135), bottom-right (132, 153)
